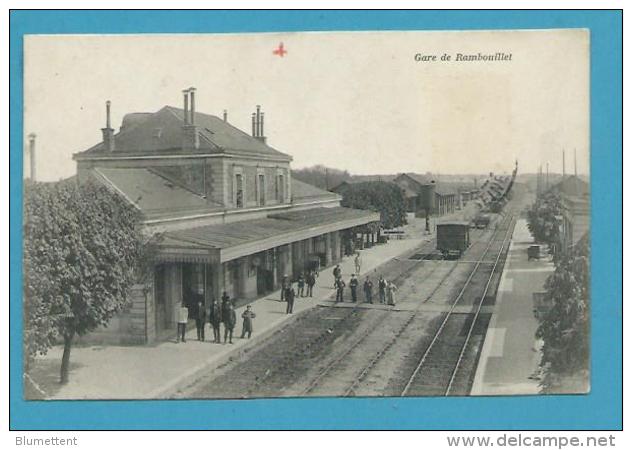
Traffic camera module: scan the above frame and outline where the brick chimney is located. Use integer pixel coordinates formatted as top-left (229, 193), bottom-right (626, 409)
top-left (251, 105), bottom-right (266, 144)
top-left (182, 87), bottom-right (199, 150)
top-left (101, 100), bottom-right (115, 152)
top-left (27, 133), bottom-right (36, 181)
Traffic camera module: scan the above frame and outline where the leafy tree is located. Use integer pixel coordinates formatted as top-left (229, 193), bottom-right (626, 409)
top-left (536, 234), bottom-right (590, 393)
top-left (526, 190), bottom-right (562, 249)
top-left (340, 181), bottom-right (407, 229)
top-left (23, 179), bottom-right (156, 384)
top-left (292, 165), bottom-right (352, 191)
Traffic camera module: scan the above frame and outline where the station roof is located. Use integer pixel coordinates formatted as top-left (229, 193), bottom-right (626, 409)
top-left (74, 106), bottom-right (291, 161)
top-left (93, 167), bottom-right (223, 220)
top-left (92, 167), bottom-right (339, 221)
top-left (160, 206), bottom-right (380, 263)
top-left (292, 178), bottom-right (340, 203)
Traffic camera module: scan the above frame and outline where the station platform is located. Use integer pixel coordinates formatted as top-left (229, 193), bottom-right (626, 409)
top-left (27, 231), bottom-right (427, 399)
top-left (470, 219), bottom-right (555, 396)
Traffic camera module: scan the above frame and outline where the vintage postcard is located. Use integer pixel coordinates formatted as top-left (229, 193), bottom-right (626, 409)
top-left (22, 29), bottom-right (590, 401)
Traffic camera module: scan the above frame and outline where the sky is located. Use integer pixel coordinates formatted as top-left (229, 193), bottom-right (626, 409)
top-left (23, 29), bottom-right (589, 182)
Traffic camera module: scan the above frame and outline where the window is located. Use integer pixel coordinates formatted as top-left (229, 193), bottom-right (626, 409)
top-left (277, 174), bottom-right (285, 202)
top-left (235, 173), bottom-right (244, 208)
top-left (258, 174), bottom-right (265, 206)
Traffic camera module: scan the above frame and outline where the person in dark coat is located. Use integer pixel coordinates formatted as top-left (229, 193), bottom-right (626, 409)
top-left (195, 298), bottom-right (206, 341)
top-left (286, 285), bottom-right (296, 314)
top-left (241, 305), bottom-right (256, 339)
top-left (333, 264), bottom-right (342, 288)
top-left (221, 291), bottom-right (231, 317)
top-left (297, 273), bottom-right (305, 297)
top-left (363, 276), bottom-right (374, 303)
top-left (306, 271), bottom-right (316, 297)
top-left (223, 302), bottom-right (237, 344)
top-left (335, 278), bottom-right (346, 302)
top-left (349, 274), bottom-right (359, 302)
top-left (209, 301), bottom-right (222, 343)
top-left (378, 276), bottom-right (387, 304)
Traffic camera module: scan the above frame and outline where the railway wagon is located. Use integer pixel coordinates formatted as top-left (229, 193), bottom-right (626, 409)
top-left (473, 214), bottom-right (491, 229)
top-left (436, 222), bottom-right (470, 258)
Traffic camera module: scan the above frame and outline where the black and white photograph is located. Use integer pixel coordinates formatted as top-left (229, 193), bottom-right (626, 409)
top-left (22, 29), bottom-right (590, 401)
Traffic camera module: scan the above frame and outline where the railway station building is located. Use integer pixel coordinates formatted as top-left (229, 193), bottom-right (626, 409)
top-left (392, 173), bottom-right (457, 217)
top-left (73, 88), bottom-right (380, 344)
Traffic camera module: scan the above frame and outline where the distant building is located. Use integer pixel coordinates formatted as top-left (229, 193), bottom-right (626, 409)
top-left (391, 173), bottom-right (457, 217)
top-left (73, 89), bottom-right (379, 344)
top-left (552, 176), bottom-right (590, 252)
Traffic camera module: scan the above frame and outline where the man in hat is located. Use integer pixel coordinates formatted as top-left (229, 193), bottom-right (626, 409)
top-left (363, 276), bottom-right (373, 303)
top-left (241, 305), bottom-right (257, 339)
top-left (286, 283), bottom-right (296, 314)
top-left (335, 277), bottom-right (346, 303)
top-left (349, 274), bottom-right (359, 303)
top-left (209, 300), bottom-right (222, 343)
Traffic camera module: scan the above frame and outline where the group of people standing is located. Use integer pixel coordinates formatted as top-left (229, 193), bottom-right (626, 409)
top-left (279, 270), bottom-right (317, 314)
top-left (332, 256), bottom-right (398, 305)
top-left (176, 250), bottom-right (399, 344)
top-left (176, 290), bottom-right (256, 345)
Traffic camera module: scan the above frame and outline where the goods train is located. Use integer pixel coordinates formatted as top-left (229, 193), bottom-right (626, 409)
top-left (435, 161), bottom-right (517, 258)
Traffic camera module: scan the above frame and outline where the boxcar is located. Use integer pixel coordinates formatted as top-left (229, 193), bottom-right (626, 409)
top-left (436, 222), bottom-right (471, 258)
top-left (473, 214), bottom-right (491, 229)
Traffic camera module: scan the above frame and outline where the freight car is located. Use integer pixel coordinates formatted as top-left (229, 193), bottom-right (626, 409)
top-left (473, 214), bottom-right (491, 229)
top-left (436, 222), bottom-right (471, 259)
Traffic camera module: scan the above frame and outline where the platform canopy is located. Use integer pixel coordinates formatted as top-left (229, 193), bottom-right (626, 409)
top-left (157, 207), bottom-right (381, 264)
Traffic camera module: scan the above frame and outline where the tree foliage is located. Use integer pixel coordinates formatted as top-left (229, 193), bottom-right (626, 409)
top-left (339, 181), bottom-right (407, 229)
top-left (292, 165), bottom-right (352, 191)
top-left (536, 234), bottom-right (590, 393)
top-left (526, 190), bottom-right (562, 246)
top-left (23, 179), bottom-right (156, 382)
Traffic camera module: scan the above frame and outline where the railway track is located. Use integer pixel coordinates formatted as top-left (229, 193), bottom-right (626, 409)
top-left (179, 205), bottom-right (520, 399)
top-left (299, 211), bottom-right (515, 397)
top-left (399, 210), bottom-right (516, 397)
top-left (177, 237), bottom-right (439, 399)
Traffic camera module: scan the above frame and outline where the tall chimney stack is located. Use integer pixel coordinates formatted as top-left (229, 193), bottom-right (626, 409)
top-left (101, 100), bottom-right (115, 152)
top-left (189, 87), bottom-right (196, 125)
top-left (253, 105), bottom-right (266, 143)
top-left (223, 109), bottom-right (228, 122)
top-left (563, 149), bottom-right (566, 178)
top-left (182, 89), bottom-right (190, 124)
top-left (28, 133), bottom-right (36, 181)
top-left (182, 87), bottom-right (199, 150)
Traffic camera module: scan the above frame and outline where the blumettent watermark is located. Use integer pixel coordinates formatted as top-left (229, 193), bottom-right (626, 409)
top-left (15, 436), bottom-right (78, 447)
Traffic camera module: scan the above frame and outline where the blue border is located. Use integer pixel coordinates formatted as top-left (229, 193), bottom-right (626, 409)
top-left (9, 10), bottom-right (622, 430)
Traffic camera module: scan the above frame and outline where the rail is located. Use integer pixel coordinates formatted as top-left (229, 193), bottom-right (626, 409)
top-left (400, 211), bottom-right (515, 397)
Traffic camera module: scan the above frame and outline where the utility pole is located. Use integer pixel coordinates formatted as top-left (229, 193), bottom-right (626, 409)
top-left (27, 133), bottom-right (36, 182)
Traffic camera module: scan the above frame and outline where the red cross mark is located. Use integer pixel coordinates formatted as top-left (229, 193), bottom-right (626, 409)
top-left (273, 42), bottom-right (287, 57)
